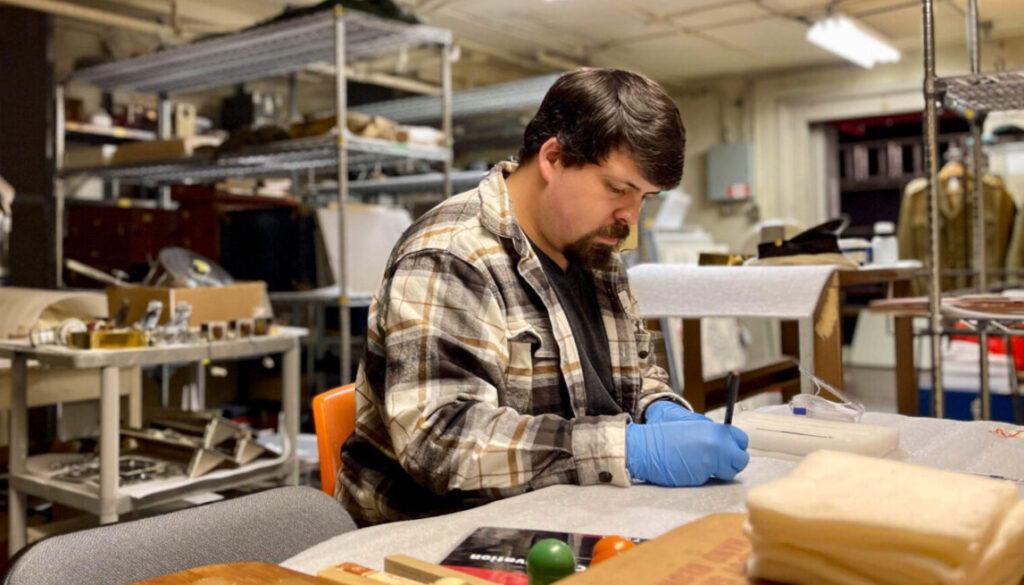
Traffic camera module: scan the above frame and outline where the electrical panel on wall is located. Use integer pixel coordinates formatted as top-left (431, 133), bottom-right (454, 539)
top-left (707, 142), bottom-right (753, 202)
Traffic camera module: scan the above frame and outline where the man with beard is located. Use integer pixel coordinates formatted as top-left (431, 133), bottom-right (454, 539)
top-left (338, 69), bottom-right (750, 526)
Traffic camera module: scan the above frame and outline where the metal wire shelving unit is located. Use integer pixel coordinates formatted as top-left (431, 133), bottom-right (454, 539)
top-left (921, 0), bottom-right (1024, 420)
top-left (55, 7), bottom-right (455, 384)
top-left (62, 135), bottom-right (451, 184)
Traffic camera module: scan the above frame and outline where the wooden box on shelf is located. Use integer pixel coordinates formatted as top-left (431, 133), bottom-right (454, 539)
top-left (106, 281), bottom-right (269, 328)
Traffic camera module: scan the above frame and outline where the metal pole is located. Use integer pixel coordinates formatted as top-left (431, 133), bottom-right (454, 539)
top-left (978, 325), bottom-right (991, 419)
top-left (967, 0), bottom-right (986, 292)
top-left (54, 84), bottom-right (66, 288)
top-left (1005, 334), bottom-right (1023, 424)
top-left (283, 341), bottom-right (300, 484)
top-left (923, 0), bottom-right (945, 418)
top-left (334, 6), bottom-right (352, 384)
top-left (289, 72), bottom-right (300, 197)
top-left (441, 42), bottom-right (453, 199)
top-left (157, 92), bottom-right (172, 209)
top-left (966, 0), bottom-right (990, 419)
top-left (8, 355), bottom-right (28, 556)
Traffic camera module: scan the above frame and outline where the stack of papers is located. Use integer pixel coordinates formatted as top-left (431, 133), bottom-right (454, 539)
top-left (745, 450), bottom-right (1024, 585)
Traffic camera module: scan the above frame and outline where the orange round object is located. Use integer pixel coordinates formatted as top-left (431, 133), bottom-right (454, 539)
top-left (590, 535), bottom-right (635, 565)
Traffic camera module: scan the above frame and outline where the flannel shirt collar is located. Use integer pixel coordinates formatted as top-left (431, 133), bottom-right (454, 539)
top-left (477, 161), bottom-right (527, 245)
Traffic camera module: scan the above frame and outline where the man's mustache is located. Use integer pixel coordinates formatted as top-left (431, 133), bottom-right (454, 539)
top-left (594, 222), bottom-right (630, 240)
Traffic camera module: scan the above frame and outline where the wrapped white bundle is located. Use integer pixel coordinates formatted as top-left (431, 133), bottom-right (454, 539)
top-left (745, 450), bottom-right (1024, 585)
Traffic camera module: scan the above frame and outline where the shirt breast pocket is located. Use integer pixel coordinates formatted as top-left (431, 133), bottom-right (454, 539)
top-left (506, 328), bottom-right (559, 414)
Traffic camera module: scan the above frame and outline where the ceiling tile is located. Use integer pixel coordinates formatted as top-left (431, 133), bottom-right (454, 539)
top-left (701, 16), bottom-right (816, 59)
top-left (670, 2), bottom-right (769, 29)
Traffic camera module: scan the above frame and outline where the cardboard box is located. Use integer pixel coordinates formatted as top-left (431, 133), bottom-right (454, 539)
top-left (559, 514), bottom-right (751, 584)
top-left (111, 136), bottom-right (222, 164)
top-left (64, 145), bottom-right (117, 169)
top-left (106, 281), bottom-right (269, 327)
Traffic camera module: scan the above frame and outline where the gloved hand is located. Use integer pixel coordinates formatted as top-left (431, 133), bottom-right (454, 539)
top-left (626, 421), bottom-right (749, 486)
top-left (644, 400), bottom-right (710, 424)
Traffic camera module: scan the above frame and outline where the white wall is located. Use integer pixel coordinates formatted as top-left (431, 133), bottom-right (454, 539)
top-left (670, 36), bottom-right (1024, 254)
top-left (669, 78), bottom-right (757, 254)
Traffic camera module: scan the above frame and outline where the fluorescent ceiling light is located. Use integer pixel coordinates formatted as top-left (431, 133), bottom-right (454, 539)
top-left (806, 14), bottom-right (901, 69)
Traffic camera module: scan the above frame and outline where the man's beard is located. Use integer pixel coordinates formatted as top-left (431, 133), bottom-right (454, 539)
top-left (564, 221), bottom-right (630, 271)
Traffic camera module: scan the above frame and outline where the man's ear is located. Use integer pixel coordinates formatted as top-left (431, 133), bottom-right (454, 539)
top-left (537, 137), bottom-right (562, 183)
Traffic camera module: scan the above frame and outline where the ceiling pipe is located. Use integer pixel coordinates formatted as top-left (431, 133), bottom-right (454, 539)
top-left (456, 38), bottom-right (559, 73)
top-left (0, 0), bottom-right (176, 36)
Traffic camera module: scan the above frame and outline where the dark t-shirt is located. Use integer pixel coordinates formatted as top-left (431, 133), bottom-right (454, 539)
top-left (531, 242), bottom-right (623, 416)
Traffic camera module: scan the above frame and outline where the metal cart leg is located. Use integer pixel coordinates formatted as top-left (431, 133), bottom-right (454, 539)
top-left (99, 365), bottom-right (120, 524)
top-left (190, 361), bottom-right (206, 410)
top-left (127, 366), bottom-right (143, 429)
top-left (317, 303), bottom-right (327, 392)
top-left (160, 363), bottom-right (170, 408)
top-left (8, 355), bottom-right (28, 557)
top-left (283, 341), bottom-right (300, 485)
top-left (305, 302), bottom-right (315, 397)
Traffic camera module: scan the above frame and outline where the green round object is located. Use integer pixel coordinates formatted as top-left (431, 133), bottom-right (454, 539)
top-left (527, 538), bottom-right (577, 585)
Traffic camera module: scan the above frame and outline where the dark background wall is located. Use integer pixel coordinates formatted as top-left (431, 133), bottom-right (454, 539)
top-left (1, 6), bottom-right (57, 288)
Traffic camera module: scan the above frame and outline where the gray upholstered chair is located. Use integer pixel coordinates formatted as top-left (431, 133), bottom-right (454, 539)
top-left (2, 486), bottom-right (357, 585)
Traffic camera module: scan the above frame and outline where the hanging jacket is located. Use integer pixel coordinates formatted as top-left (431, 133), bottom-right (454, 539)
top-left (897, 162), bottom-right (1016, 294)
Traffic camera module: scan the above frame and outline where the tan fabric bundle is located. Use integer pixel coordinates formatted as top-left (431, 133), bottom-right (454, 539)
top-left (745, 450), bottom-right (1024, 585)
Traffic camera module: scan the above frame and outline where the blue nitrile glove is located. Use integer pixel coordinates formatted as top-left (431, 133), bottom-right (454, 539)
top-left (644, 400), bottom-right (711, 424)
top-left (625, 421), bottom-right (750, 486)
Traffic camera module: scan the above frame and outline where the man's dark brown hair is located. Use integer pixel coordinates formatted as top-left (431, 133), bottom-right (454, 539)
top-left (518, 68), bottom-right (686, 190)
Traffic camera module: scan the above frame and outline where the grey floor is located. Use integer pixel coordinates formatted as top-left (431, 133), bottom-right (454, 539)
top-left (842, 365), bottom-right (900, 413)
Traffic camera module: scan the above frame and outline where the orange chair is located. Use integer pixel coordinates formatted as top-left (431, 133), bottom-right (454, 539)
top-left (312, 383), bottom-right (356, 496)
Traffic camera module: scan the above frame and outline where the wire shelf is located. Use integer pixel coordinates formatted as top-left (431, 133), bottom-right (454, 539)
top-left (938, 70), bottom-right (1024, 116)
top-left (321, 169), bottom-right (486, 195)
top-left (64, 10), bottom-right (451, 94)
top-left (354, 73), bottom-right (560, 123)
top-left (62, 134), bottom-right (451, 184)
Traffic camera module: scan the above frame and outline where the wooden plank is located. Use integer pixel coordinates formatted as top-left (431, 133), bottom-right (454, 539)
top-left (894, 278), bottom-right (918, 416)
top-left (682, 319), bottom-right (706, 412)
top-left (837, 266), bottom-right (917, 287)
top-left (384, 555), bottom-right (500, 585)
top-left (317, 567), bottom-right (392, 585)
top-left (813, 272), bottom-right (843, 394)
top-left (131, 561), bottom-right (335, 584)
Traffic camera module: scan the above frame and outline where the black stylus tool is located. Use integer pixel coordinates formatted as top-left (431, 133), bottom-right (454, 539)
top-left (724, 370), bottom-right (740, 425)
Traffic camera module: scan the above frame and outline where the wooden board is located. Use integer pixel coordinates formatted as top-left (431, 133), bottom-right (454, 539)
top-left (131, 561), bottom-right (336, 584)
top-left (558, 513), bottom-right (754, 585)
top-left (384, 554), bottom-right (501, 585)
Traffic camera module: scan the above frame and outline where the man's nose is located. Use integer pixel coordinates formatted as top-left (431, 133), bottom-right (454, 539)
top-left (613, 196), bottom-right (642, 225)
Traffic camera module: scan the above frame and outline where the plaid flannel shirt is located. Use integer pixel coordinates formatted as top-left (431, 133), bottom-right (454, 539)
top-left (337, 162), bottom-right (684, 526)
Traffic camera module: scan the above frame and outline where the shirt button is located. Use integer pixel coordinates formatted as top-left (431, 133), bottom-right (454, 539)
top-left (638, 350), bottom-right (649, 359)
top-left (598, 471), bottom-right (613, 483)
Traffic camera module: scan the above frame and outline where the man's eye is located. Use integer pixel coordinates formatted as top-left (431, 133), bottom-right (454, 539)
top-left (609, 185), bottom-right (626, 195)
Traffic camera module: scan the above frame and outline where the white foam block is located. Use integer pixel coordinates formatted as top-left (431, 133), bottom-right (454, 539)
top-left (733, 411), bottom-right (899, 460)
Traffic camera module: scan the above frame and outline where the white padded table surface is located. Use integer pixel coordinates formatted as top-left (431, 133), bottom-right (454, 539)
top-left (283, 411), bottom-right (1024, 575)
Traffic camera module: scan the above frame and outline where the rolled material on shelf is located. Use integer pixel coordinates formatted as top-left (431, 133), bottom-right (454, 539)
top-left (0, 288), bottom-right (106, 339)
top-left (627, 264), bottom-right (836, 320)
